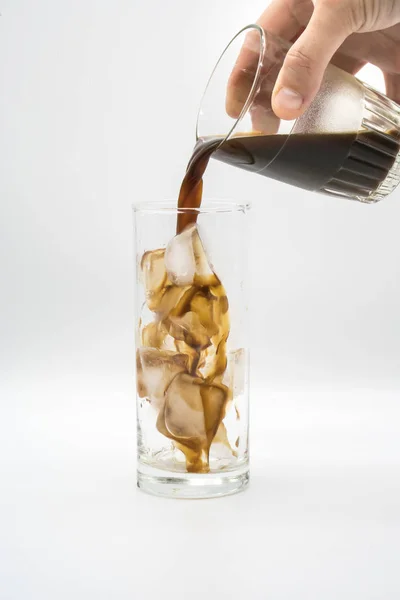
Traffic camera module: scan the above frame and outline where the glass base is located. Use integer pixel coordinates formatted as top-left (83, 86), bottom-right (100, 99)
top-left (137, 462), bottom-right (249, 499)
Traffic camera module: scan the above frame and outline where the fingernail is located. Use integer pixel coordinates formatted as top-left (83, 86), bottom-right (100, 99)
top-left (274, 87), bottom-right (303, 111)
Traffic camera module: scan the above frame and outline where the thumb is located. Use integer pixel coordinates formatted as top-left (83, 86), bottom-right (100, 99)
top-left (272, 1), bottom-right (353, 120)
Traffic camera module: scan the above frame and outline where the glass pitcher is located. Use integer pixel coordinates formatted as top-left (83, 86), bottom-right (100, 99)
top-left (197, 24), bottom-right (400, 203)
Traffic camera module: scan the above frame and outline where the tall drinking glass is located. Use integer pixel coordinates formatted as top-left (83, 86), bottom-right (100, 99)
top-left (134, 200), bottom-right (250, 499)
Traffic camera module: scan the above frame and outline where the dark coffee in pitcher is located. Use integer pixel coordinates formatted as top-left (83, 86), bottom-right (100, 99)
top-left (177, 129), bottom-right (400, 232)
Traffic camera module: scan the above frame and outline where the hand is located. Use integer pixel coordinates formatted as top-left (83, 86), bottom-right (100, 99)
top-left (229, 0), bottom-right (400, 121)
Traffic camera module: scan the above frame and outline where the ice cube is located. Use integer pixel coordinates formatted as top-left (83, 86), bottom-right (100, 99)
top-left (157, 374), bottom-right (229, 455)
top-left (190, 291), bottom-right (219, 338)
top-left (200, 380), bottom-right (229, 445)
top-left (173, 339), bottom-right (199, 374)
top-left (197, 337), bottom-right (228, 381)
top-left (164, 225), bottom-right (219, 287)
top-left (139, 291), bottom-right (180, 352)
top-left (168, 311), bottom-right (211, 350)
top-left (211, 422), bottom-right (238, 457)
top-left (140, 321), bottom-right (168, 348)
top-left (209, 284), bottom-right (230, 337)
top-left (159, 373), bottom-right (207, 442)
top-left (136, 348), bottom-right (188, 410)
top-left (141, 249), bottom-right (168, 311)
top-left (155, 285), bottom-right (195, 320)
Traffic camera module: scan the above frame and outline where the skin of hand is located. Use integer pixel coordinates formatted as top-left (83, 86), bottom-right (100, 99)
top-left (228, 0), bottom-right (400, 122)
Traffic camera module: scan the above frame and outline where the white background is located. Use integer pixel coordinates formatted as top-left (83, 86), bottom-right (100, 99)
top-left (1, 1), bottom-right (400, 598)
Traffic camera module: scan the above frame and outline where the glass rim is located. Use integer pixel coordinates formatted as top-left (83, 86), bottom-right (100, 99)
top-left (195, 23), bottom-right (266, 146)
top-left (132, 198), bottom-right (251, 214)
